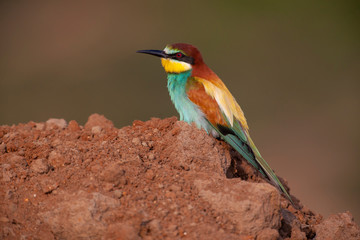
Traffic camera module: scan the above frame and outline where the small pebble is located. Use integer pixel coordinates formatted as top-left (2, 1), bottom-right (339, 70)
top-left (68, 120), bottom-right (80, 131)
top-left (30, 158), bottom-right (49, 174)
top-left (91, 126), bottom-right (102, 134)
top-left (148, 153), bottom-right (155, 160)
top-left (113, 190), bottom-right (123, 198)
top-left (132, 138), bottom-right (141, 145)
top-left (0, 143), bottom-right (7, 154)
top-left (46, 118), bottom-right (67, 129)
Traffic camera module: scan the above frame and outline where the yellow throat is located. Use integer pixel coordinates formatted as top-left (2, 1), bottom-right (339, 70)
top-left (161, 58), bottom-right (192, 73)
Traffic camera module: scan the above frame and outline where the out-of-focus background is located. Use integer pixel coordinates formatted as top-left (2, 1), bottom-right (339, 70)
top-left (0, 1), bottom-right (359, 222)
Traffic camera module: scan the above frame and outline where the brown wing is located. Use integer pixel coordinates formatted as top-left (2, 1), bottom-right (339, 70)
top-left (186, 78), bottom-right (227, 126)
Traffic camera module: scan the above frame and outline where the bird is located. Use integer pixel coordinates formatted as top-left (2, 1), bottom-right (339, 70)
top-left (137, 43), bottom-right (293, 203)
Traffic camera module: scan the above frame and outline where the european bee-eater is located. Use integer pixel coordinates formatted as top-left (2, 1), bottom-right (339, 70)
top-left (137, 43), bottom-right (292, 203)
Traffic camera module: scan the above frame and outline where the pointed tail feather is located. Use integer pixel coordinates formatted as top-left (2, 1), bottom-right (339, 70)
top-left (208, 120), bottom-right (293, 204)
top-left (246, 134), bottom-right (294, 204)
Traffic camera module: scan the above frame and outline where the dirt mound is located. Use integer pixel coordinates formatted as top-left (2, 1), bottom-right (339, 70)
top-left (1, 114), bottom-right (359, 239)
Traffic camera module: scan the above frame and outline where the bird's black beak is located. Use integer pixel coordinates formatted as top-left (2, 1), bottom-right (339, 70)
top-left (136, 49), bottom-right (168, 58)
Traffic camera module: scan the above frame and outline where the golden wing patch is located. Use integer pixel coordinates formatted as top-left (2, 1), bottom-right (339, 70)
top-left (194, 77), bottom-right (249, 131)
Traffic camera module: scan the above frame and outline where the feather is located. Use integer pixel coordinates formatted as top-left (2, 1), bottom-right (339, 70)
top-left (187, 77), bottom-right (293, 204)
top-left (194, 77), bottom-right (249, 130)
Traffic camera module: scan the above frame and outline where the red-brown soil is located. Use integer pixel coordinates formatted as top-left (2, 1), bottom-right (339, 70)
top-left (0, 114), bottom-right (359, 239)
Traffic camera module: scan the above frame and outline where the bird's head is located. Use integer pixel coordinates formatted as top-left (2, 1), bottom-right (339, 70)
top-left (137, 43), bottom-right (203, 74)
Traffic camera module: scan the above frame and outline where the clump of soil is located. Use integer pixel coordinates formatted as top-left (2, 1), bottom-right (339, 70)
top-left (0, 114), bottom-right (359, 239)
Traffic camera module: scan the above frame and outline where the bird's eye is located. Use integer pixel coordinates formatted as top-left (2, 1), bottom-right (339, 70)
top-left (176, 52), bottom-right (183, 58)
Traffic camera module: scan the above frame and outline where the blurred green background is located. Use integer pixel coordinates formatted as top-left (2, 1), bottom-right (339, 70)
top-left (1, 1), bottom-right (359, 222)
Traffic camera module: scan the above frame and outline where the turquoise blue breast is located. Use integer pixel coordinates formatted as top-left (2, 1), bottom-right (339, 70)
top-left (167, 71), bottom-right (212, 133)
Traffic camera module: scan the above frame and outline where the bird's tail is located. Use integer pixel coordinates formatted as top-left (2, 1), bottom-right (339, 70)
top-left (210, 121), bottom-right (293, 204)
top-left (246, 134), bottom-right (293, 204)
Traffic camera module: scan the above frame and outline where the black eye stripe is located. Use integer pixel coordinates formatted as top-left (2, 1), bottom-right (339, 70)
top-left (169, 53), bottom-right (182, 59)
top-left (169, 53), bottom-right (194, 65)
